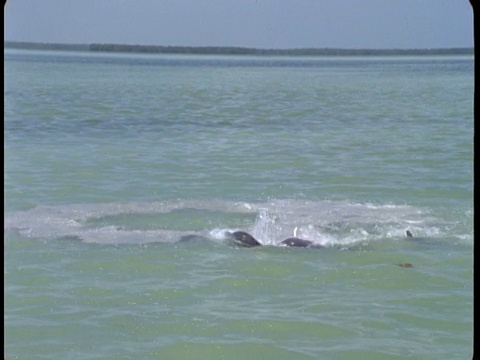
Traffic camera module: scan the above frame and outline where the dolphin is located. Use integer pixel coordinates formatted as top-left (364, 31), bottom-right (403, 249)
top-left (279, 237), bottom-right (323, 248)
top-left (229, 231), bottom-right (262, 247)
top-left (228, 231), bottom-right (322, 248)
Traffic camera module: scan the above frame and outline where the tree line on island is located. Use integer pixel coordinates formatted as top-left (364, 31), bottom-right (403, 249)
top-left (5, 41), bottom-right (473, 56)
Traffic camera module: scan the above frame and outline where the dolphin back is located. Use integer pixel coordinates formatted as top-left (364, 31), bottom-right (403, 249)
top-left (230, 231), bottom-right (262, 247)
top-left (279, 237), bottom-right (314, 247)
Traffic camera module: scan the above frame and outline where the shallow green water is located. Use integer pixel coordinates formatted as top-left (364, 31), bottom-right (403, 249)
top-left (4, 50), bottom-right (473, 359)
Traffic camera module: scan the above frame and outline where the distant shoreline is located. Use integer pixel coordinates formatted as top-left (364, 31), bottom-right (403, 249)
top-left (4, 41), bottom-right (473, 57)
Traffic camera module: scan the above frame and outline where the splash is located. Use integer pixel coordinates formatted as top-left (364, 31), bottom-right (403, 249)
top-left (251, 208), bottom-right (286, 245)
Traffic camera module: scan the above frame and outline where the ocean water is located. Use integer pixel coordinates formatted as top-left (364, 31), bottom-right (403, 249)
top-left (4, 49), bottom-right (473, 359)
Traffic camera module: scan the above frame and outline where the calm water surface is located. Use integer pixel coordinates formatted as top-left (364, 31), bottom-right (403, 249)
top-left (4, 49), bottom-right (473, 359)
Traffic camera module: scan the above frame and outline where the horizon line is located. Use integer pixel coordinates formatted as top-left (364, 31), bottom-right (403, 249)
top-left (4, 41), bottom-right (474, 56)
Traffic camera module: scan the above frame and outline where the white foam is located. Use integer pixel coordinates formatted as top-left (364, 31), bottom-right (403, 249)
top-left (209, 228), bottom-right (233, 241)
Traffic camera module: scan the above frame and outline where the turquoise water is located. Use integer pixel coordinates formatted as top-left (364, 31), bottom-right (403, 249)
top-left (4, 49), bottom-right (473, 359)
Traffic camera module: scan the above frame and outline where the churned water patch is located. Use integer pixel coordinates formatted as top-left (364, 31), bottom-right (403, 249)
top-left (4, 198), bottom-right (470, 248)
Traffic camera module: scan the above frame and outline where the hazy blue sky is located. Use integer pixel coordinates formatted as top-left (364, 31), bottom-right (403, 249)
top-left (4, 0), bottom-right (473, 49)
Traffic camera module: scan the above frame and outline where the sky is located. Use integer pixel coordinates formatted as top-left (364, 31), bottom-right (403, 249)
top-left (4, 0), bottom-right (474, 50)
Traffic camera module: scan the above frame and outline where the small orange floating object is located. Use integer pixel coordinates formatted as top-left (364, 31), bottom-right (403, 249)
top-left (396, 263), bottom-right (413, 268)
